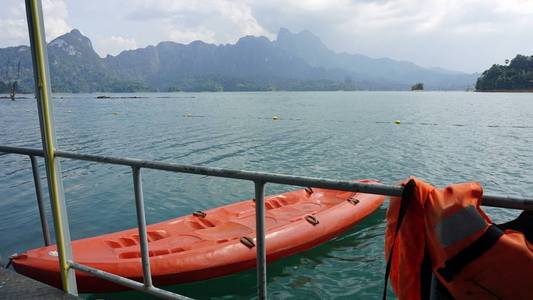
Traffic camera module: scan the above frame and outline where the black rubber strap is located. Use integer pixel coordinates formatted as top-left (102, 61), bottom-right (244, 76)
top-left (498, 211), bottom-right (533, 243)
top-left (419, 246), bottom-right (433, 300)
top-left (5, 257), bottom-right (13, 269)
top-left (383, 179), bottom-right (416, 300)
top-left (437, 225), bottom-right (503, 282)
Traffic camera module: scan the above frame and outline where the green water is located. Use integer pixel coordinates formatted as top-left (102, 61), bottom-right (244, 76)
top-left (1, 91), bottom-right (532, 299)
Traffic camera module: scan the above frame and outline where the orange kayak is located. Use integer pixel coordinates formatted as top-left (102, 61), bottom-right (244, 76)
top-left (12, 180), bottom-right (385, 292)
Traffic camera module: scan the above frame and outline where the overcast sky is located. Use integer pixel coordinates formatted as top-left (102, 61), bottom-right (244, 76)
top-left (1, 0), bottom-right (532, 73)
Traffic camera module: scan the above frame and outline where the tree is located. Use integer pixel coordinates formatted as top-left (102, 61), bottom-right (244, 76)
top-left (411, 82), bottom-right (424, 91)
top-left (10, 81), bottom-right (17, 101)
top-left (476, 54), bottom-right (533, 91)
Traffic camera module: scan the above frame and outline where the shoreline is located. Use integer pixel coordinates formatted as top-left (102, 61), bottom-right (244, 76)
top-left (476, 89), bottom-right (533, 93)
top-left (2, 90), bottom-right (477, 97)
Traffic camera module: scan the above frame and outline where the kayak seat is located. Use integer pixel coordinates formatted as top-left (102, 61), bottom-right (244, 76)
top-left (235, 215), bottom-right (278, 230)
top-left (270, 205), bottom-right (300, 216)
top-left (265, 196), bottom-right (300, 210)
top-left (290, 202), bottom-right (322, 213)
top-left (185, 218), bottom-right (216, 230)
top-left (119, 237), bottom-right (137, 247)
top-left (117, 234), bottom-right (207, 259)
top-left (104, 230), bottom-right (170, 249)
top-left (195, 221), bottom-right (253, 239)
top-left (147, 230), bottom-right (170, 242)
top-left (118, 248), bottom-right (173, 259)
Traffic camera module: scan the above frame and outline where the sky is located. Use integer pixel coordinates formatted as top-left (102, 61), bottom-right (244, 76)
top-left (1, 0), bottom-right (533, 73)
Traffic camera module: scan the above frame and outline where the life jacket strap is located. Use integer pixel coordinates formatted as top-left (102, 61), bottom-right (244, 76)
top-left (498, 211), bottom-right (533, 243)
top-left (382, 179), bottom-right (416, 300)
top-left (437, 225), bottom-right (503, 282)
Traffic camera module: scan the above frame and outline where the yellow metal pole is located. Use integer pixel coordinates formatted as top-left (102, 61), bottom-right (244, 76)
top-left (25, 0), bottom-right (78, 295)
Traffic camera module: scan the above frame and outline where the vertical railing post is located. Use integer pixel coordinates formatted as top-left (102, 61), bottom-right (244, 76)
top-left (29, 155), bottom-right (51, 246)
top-left (25, 0), bottom-right (77, 294)
top-left (132, 167), bottom-right (153, 288)
top-left (254, 181), bottom-right (267, 299)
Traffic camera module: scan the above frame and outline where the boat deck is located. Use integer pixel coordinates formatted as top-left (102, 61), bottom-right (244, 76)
top-left (0, 267), bottom-right (79, 299)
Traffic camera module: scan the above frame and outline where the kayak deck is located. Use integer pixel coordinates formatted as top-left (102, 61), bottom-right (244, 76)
top-left (13, 181), bottom-right (385, 292)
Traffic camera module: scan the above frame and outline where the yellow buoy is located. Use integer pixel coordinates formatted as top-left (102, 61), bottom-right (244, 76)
top-left (272, 115), bottom-right (279, 120)
top-left (394, 120), bottom-right (401, 124)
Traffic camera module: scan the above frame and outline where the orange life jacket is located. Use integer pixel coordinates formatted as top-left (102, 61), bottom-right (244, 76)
top-left (384, 177), bottom-right (533, 300)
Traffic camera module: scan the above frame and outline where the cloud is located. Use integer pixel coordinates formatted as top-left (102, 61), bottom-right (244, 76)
top-left (125, 0), bottom-right (273, 44)
top-left (0, 1), bottom-right (32, 47)
top-left (93, 36), bottom-right (138, 56)
top-left (0, 0), bottom-right (70, 47)
top-left (41, 0), bottom-right (70, 40)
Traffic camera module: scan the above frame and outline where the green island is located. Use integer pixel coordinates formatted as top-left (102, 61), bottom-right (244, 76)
top-left (411, 82), bottom-right (424, 91)
top-left (476, 55), bottom-right (533, 92)
top-left (0, 81), bottom-right (11, 93)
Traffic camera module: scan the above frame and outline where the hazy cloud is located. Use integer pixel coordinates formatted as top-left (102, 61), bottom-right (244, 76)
top-left (0, 0), bottom-right (70, 47)
top-left (93, 35), bottom-right (138, 56)
top-left (247, 0), bottom-right (533, 71)
top-left (124, 0), bottom-right (273, 44)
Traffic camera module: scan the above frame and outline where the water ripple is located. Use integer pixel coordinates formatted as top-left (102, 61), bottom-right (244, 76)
top-left (1, 91), bottom-right (533, 299)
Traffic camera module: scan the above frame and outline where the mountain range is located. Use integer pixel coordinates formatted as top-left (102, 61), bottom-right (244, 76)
top-left (0, 28), bottom-right (478, 93)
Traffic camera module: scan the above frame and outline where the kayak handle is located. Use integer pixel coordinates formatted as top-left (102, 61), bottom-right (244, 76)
top-left (305, 215), bottom-right (320, 226)
top-left (240, 236), bottom-right (255, 248)
top-left (193, 210), bottom-right (207, 218)
top-left (347, 198), bottom-right (360, 205)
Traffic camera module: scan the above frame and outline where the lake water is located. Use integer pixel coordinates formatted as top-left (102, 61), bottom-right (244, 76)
top-left (1, 91), bottom-right (532, 299)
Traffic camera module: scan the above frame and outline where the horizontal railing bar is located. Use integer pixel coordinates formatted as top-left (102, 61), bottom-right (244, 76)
top-left (481, 194), bottom-right (533, 211)
top-left (69, 262), bottom-right (191, 300)
top-left (1, 145), bottom-right (532, 211)
top-left (55, 149), bottom-right (403, 196)
top-left (0, 146), bottom-right (45, 157)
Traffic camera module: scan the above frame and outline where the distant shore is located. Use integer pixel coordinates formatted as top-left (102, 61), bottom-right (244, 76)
top-left (476, 89), bottom-right (533, 93)
top-left (1, 90), bottom-right (479, 98)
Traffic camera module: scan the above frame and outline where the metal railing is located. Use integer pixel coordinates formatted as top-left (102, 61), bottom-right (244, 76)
top-left (2, 145), bottom-right (533, 300)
